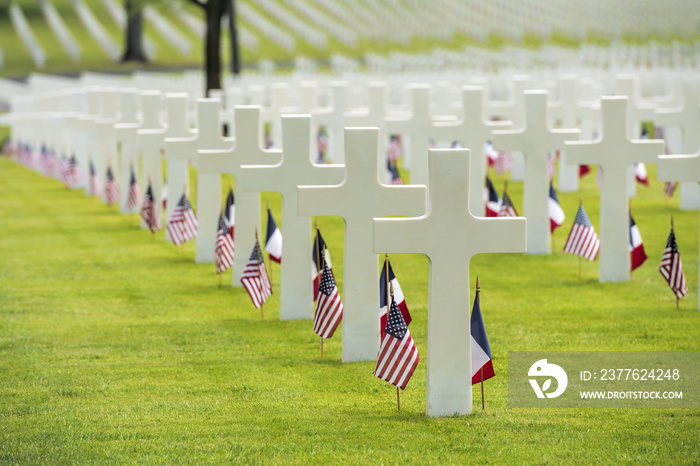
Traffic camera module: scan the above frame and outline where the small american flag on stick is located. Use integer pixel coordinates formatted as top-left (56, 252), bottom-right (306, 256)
top-left (166, 193), bottom-right (198, 246)
top-left (659, 219), bottom-right (687, 304)
top-left (374, 281), bottom-right (419, 394)
top-left (125, 165), bottom-right (141, 210)
top-left (241, 236), bottom-right (272, 310)
top-left (215, 212), bottom-right (234, 275)
top-left (313, 247), bottom-right (343, 340)
top-left (140, 184), bottom-right (161, 233)
top-left (105, 167), bottom-right (120, 206)
top-left (563, 204), bottom-right (600, 261)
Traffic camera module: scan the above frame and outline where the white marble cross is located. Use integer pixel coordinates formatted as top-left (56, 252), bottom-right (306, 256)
top-left (136, 91), bottom-right (166, 226)
top-left (547, 75), bottom-right (587, 192)
top-left (566, 97), bottom-right (665, 282)
top-left (655, 78), bottom-right (700, 210)
top-left (95, 89), bottom-right (121, 203)
top-left (298, 127), bottom-right (426, 362)
top-left (385, 84), bottom-right (434, 185)
top-left (157, 94), bottom-right (197, 241)
top-left (492, 91), bottom-right (579, 254)
top-left (76, 88), bottom-right (102, 195)
top-left (199, 106), bottom-right (281, 286)
top-left (434, 85), bottom-right (511, 216)
top-left (311, 81), bottom-right (348, 163)
top-left (487, 75), bottom-right (531, 181)
top-left (238, 115), bottom-right (344, 320)
top-left (114, 89), bottom-right (142, 213)
top-left (658, 149), bottom-right (700, 310)
top-left (164, 98), bottom-right (234, 262)
top-left (373, 148), bottom-right (527, 417)
top-left (345, 83), bottom-right (390, 177)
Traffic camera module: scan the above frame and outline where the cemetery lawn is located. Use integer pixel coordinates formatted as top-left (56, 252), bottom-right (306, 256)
top-left (1, 156), bottom-right (699, 464)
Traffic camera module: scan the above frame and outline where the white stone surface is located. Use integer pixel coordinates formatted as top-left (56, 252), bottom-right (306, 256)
top-left (164, 98), bottom-right (234, 262)
top-left (238, 115), bottom-right (344, 320)
top-left (298, 128), bottom-right (426, 362)
top-left (373, 148), bottom-right (527, 417)
top-left (199, 106), bottom-right (281, 287)
top-left (492, 91), bottom-right (579, 254)
top-left (658, 149), bottom-right (700, 310)
top-left (566, 97), bottom-right (665, 282)
top-left (655, 78), bottom-right (700, 210)
top-left (434, 85), bottom-right (511, 216)
top-left (136, 91), bottom-right (166, 226)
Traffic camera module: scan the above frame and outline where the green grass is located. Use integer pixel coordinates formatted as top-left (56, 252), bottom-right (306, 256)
top-left (1, 155), bottom-right (699, 463)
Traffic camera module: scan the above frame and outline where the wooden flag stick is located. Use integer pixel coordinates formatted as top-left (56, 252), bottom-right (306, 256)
top-left (384, 254), bottom-right (390, 321)
top-left (314, 219), bottom-right (321, 315)
top-left (321, 337), bottom-right (324, 358)
top-left (388, 280), bottom-right (401, 412)
top-left (255, 229), bottom-right (264, 319)
top-left (397, 386), bottom-right (401, 412)
top-left (477, 276), bottom-right (485, 410)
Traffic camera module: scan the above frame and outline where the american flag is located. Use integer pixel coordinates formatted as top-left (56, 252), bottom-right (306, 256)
top-left (373, 294), bottom-right (419, 390)
top-left (664, 182), bottom-right (678, 198)
top-left (659, 227), bottom-right (687, 299)
top-left (387, 163), bottom-right (404, 185)
top-left (224, 188), bottom-right (235, 239)
top-left (167, 194), bottom-right (198, 245)
top-left (215, 213), bottom-right (234, 274)
top-left (125, 166), bottom-right (141, 210)
top-left (313, 256), bottom-right (343, 339)
top-left (312, 229), bottom-right (333, 302)
top-left (140, 184), bottom-right (161, 233)
top-left (241, 241), bottom-right (272, 308)
top-left (579, 165), bottom-right (591, 178)
top-left (105, 167), bottom-right (120, 206)
top-left (387, 135), bottom-right (403, 164)
top-left (563, 205), bottom-right (600, 261)
top-left (499, 189), bottom-right (518, 217)
top-left (43, 146), bottom-right (60, 177)
top-left (316, 126), bottom-right (329, 164)
top-left (492, 150), bottom-right (513, 175)
top-left (89, 161), bottom-right (101, 197)
top-left (63, 156), bottom-right (83, 188)
top-left (59, 156), bottom-right (71, 184)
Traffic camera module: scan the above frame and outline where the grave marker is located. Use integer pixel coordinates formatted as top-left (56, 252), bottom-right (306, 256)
top-left (658, 149), bottom-right (700, 310)
top-left (199, 106), bottom-right (281, 286)
top-left (566, 97), bottom-right (665, 282)
top-left (238, 115), bottom-right (344, 320)
top-left (373, 148), bottom-right (527, 417)
top-left (434, 85), bottom-right (511, 216)
top-left (298, 127), bottom-right (426, 362)
top-left (492, 91), bottom-right (579, 254)
top-left (164, 98), bottom-right (234, 262)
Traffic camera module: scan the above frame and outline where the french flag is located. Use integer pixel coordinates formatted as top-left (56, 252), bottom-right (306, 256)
top-left (224, 188), bottom-right (235, 239)
top-left (484, 177), bottom-right (501, 217)
top-left (265, 208), bottom-right (282, 264)
top-left (629, 214), bottom-right (647, 271)
top-left (471, 294), bottom-right (494, 385)
top-left (548, 182), bottom-right (565, 233)
top-left (379, 260), bottom-right (412, 338)
top-left (634, 163), bottom-right (650, 186)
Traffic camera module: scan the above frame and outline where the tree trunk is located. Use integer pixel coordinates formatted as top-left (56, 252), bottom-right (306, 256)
top-left (204, 1), bottom-right (225, 96)
top-left (227, 0), bottom-right (241, 76)
top-left (121, 0), bottom-right (148, 63)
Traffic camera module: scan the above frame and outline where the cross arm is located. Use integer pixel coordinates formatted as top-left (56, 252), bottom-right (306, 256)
top-left (658, 153), bottom-right (700, 182)
top-left (491, 129), bottom-right (532, 154)
top-left (198, 149), bottom-right (235, 175)
top-left (373, 216), bottom-right (431, 256)
top-left (631, 139), bottom-right (666, 164)
top-left (297, 184), bottom-right (348, 217)
top-left (164, 135), bottom-right (199, 161)
top-left (471, 217), bottom-right (527, 256)
top-left (564, 140), bottom-right (602, 166)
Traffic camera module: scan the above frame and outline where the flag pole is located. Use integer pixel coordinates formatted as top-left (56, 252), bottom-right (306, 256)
top-left (672, 215), bottom-right (679, 310)
top-left (266, 202), bottom-right (273, 286)
top-left (477, 276), bottom-right (485, 410)
top-left (389, 280), bottom-right (400, 412)
top-left (578, 196), bottom-right (583, 280)
top-left (314, 218), bottom-right (321, 316)
top-left (255, 228), bottom-right (264, 319)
